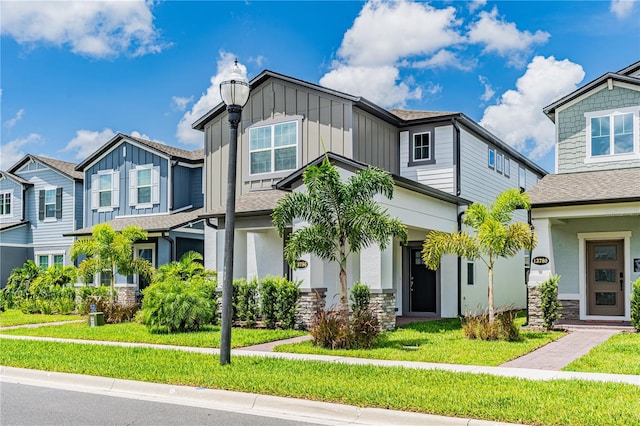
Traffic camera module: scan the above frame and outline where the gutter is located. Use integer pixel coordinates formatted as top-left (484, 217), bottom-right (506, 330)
top-left (204, 218), bottom-right (218, 229)
top-left (161, 232), bottom-right (175, 262)
top-left (457, 210), bottom-right (465, 317)
top-left (451, 117), bottom-right (461, 196)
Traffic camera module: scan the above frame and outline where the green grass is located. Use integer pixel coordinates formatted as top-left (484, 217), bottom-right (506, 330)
top-left (564, 332), bottom-right (640, 375)
top-left (0, 320), bottom-right (305, 348)
top-left (1, 339), bottom-right (638, 426)
top-left (275, 318), bottom-right (564, 366)
top-left (0, 309), bottom-right (83, 327)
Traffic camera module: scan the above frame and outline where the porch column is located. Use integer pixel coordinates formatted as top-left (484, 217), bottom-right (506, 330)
top-left (359, 240), bottom-right (396, 331)
top-left (527, 217), bottom-right (555, 327)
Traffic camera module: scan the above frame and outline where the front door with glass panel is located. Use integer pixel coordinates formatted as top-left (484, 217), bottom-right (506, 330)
top-left (409, 248), bottom-right (437, 313)
top-left (587, 240), bottom-right (625, 316)
top-left (135, 244), bottom-right (155, 292)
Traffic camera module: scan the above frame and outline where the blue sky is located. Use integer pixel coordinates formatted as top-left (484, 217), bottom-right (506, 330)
top-left (1, 0), bottom-right (639, 173)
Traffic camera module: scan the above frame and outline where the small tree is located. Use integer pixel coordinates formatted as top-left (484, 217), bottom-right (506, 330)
top-left (273, 157), bottom-right (407, 313)
top-left (631, 277), bottom-right (640, 332)
top-left (539, 275), bottom-right (562, 330)
top-left (154, 251), bottom-right (214, 283)
top-left (422, 189), bottom-right (537, 323)
top-left (70, 223), bottom-right (154, 306)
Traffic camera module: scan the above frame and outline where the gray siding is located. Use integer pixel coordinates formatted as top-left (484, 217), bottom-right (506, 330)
top-left (399, 125), bottom-right (454, 194)
top-left (74, 181), bottom-right (83, 230)
top-left (0, 244), bottom-right (29, 287)
top-left (172, 165), bottom-right (203, 210)
top-left (0, 223), bottom-right (29, 245)
top-left (84, 141), bottom-right (169, 227)
top-left (0, 177), bottom-right (24, 223)
top-left (204, 79), bottom-right (355, 211)
top-left (190, 167), bottom-right (203, 208)
top-left (352, 108), bottom-right (399, 173)
top-left (557, 85), bottom-right (640, 173)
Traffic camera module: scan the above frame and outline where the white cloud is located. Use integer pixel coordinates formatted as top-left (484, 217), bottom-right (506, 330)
top-left (63, 128), bottom-right (116, 160)
top-left (411, 50), bottom-right (474, 71)
top-left (610, 0), bottom-right (638, 18)
top-left (248, 55), bottom-right (266, 68)
top-left (468, 0), bottom-right (487, 13)
top-left (1, 1), bottom-right (166, 58)
top-left (0, 133), bottom-right (40, 170)
top-left (478, 75), bottom-right (495, 102)
top-left (320, 65), bottom-right (422, 108)
top-left (171, 96), bottom-right (193, 112)
top-left (479, 56), bottom-right (585, 159)
top-left (176, 51), bottom-right (246, 145)
top-left (4, 108), bottom-right (24, 129)
top-left (468, 7), bottom-right (550, 67)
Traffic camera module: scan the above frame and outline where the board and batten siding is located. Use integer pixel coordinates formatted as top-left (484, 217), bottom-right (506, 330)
top-left (557, 85), bottom-right (640, 173)
top-left (0, 177), bottom-right (24, 224)
top-left (352, 108), bottom-right (399, 174)
top-left (399, 125), bottom-right (454, 194)
top-left (74, 181), bottom-right (83, 230)
top-left (172, 165), bottom-right (203, 210)
top-left (204, 79), bottom-right (354, 211)
top-left (84, 141), bottom-right (169, 227)
top-left (18, 167), bottom-right (76, 246)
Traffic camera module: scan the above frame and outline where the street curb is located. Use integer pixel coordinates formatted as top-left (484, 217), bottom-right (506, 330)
top-left (1, 366), bottom-right (516, 426)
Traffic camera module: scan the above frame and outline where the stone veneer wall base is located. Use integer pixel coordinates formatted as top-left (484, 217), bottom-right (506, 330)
top-left (369, 291), bottom-right (397, 331)
top-left (295, 288), bottom-right (327, 330)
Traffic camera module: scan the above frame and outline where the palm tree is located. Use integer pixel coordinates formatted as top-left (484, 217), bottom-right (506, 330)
top-left (154, 250), bottom-right (215, 282)
top-left (422, 189), bottom-right (537, 323)
top-left (70, 223), bottom-right (155, 306)
top-left (273, 157), bottom-right (408, 312)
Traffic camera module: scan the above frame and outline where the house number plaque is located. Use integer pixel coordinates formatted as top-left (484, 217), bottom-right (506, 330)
top-left (296, 260), bottom-right (309, 269)
top-left (532, 256), bottom-right (550, 265)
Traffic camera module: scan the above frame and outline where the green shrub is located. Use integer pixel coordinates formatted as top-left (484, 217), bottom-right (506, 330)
top-left (259, 276), bottom-right (278, 328)
top-left (310, 309), bottom-right (354, 349)
top-left (2, 260), bottom-right (40, 309)
top-left (18, 265), bottom-right (77, 315)
top-left (350, 309), bottom-right (379, 348)
top-left (349, 281), bottom-right (371, 312)
top-left (77, 286), bottom-right (113, 314)
top-left (539, 275), bottom-right (562, 330)
top-left (258, 275), bottom-right (300, 329)
top-left (462, 309), bottom-right (521, 341)
top-left (631, 278), bottom-right (640, 332)
top-left (141, 276), bottom-right (217, 333)
top-left (232, 278), bottom-right (259, 326)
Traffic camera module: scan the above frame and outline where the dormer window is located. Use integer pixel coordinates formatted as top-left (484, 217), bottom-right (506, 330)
top-left (585, 107), bottom-right (639, 163)
top-left (408, 127), bottom-right (436, 166)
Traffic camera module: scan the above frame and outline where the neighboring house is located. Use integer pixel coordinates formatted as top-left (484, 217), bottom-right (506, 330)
top-left (528, 61), bottom-right (640, 324)
top-left (66, 133), bottom-right (205, 304)
top-left (0, 155), bottom-right (83, 286)
top-left (193, 69), bottom-right (545, 328)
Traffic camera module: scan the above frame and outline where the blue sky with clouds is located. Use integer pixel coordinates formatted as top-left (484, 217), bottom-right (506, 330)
top-left (1, 0), bottom-right (639, 173)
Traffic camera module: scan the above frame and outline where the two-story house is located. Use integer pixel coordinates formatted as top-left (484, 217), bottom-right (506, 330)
top-left (0, 155), bottom-right (83, 286)
top-left (528, 61), bottom-right (640, 324)
top-left (67, 133), bottom-right (205, 304)
top-left (193, 69), bottom-right (545, 328)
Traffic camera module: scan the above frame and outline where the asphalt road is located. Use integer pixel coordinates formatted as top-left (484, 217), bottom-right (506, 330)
top-left (0, 382), bottom-right (324, 426)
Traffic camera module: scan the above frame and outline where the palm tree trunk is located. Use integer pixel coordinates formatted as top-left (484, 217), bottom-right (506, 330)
top-left (339, 267), bottom-right (348, 315)
top-left (110, 264), bottom-right (115, 307)
top-left (488, 266), bottom-right (495, 323)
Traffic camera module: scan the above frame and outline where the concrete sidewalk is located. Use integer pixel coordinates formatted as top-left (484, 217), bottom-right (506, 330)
top-left (0, 366), bottom-right (516, 426)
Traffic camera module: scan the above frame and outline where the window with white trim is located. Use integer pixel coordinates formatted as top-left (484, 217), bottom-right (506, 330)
top-left (467, 260), bottom-right (475, 285)
top-left (519, 167), bottom-right (526, 190)
top-left (249, 121), bottom-right (298, 175)
top-left (504, 158), bottom-right (511, 177)
top-left (36, 253), bottom-right (64, 269)
top-left (413, 132), bottom-right (431, 161)
top-left (0, 191), bottom-right (11, 216)
top-left (45, 188), bottom-right (56, 218)
top-left (585, 107), bottom-right (639, 162)
top-left (91, 170), bottom-right (119, 211)
top-left (129, 164), bottom-right (159, 208)
top-left (488, 148), bottom-right (495, 169)
top-left (496, 152), bottom-right (503, 174)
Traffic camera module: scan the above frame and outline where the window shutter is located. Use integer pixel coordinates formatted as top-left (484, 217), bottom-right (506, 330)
top-left (38, 190), bottom-right (45, 220)
top-left (151, 166), bottom-right (160, 204)
top-left (55, 187), bottom-right (62, 219)
top-left (91, 174), bottom-right (98, 210)
top-left (129, 169), bottom-right (137, 206)
top-left (111, 171), bottom-right (120, 208)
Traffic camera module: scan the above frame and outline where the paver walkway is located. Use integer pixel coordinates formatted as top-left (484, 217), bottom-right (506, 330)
top-left (0, 320), bottom-right (84, 330)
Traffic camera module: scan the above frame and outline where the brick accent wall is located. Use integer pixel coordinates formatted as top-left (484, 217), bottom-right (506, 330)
top-left (296, 288), bottom-right (326, 330)
top-left (116, 286), bottom-right (137, 307)
top-left (369, 291), bottom-right (396, 331)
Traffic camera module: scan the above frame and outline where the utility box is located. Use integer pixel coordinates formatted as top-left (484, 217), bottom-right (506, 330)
top-left (88, 312), bottom-right (105, 327)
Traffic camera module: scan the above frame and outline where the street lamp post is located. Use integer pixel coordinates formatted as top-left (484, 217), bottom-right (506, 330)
top-left (219, 60), bottom-right (250, 365)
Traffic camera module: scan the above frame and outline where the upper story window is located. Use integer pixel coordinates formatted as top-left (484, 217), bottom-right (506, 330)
top-left (488, 148), bottom-right (496, 169)
top-left (249, 121), bottom-right (298, 175)
top-left (585, 107), bottom-right (640, 163)
top-left (39, 187), bottom-right (61, 221)
top-left (519, 166), bottom-right (526, 190)
top-left (504, 158), bottom-right (511, 178)
top-left (0, 191), bottom-right (12, 217)
top-left (129, 165), bottom-right (159, 209)
top-left (91, 170), bottom-right (119, 211)
top-left (496, 152), bottom-right (504, 174)
top-left (413, 132), bottom-right (431, 161)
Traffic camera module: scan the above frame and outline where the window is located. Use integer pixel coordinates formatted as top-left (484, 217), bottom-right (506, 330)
top-left (38, 255), bottom-right (49, 269)
top-left (39, 188), bottom-right (61, 221)
top-left (91, 171), bottom-right (119, 211)
top-left (467, 260), bottom-right (475, 285)
top-left (586, 107), bottom-right (639, 162)
top-left (0, 191), bottom-right (11, 216)
top-left (100, 271), bottom-right (112, 286)
top-left (129, 165), bottom-right (159, 208)
top-left (504, 158), bottom-right (511, 177)
top-left (249, 121), bottom-right (298, 175)
top-left (53, 254), bottom-right (64, 266)
top-left (488, 148), bottom-right (495, 169)
top-left (36, 253), bottom-right (64, 269)
top-left (413, 132), bottom-right (431, 161)
top-left (519, 167), bottom-right (526, 190)
top-left (496, 153), bottom-right (503, 174)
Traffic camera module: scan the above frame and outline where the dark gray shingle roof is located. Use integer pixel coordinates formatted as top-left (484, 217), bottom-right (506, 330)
top-left (202, 190), bottom-right (288, 217)
top-left (390, 109), bottom-right (457, 121)
top-left (0, 221), bottom-right (29, 232)
top-left (8, 155), bottom-right (83, 181)
top-left (0, 171), bottom-right (33, 186)
top-left (528, 168), bottom-right (640, 206)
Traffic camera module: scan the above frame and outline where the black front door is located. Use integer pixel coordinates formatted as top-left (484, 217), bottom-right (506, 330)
top-left (409, 248), bottom-right (436, 312)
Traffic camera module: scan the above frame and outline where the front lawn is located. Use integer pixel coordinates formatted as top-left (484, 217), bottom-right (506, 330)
top-left (1, 339), bottom-right (638, 426)
top-left (0, 309), bottom-right (83, 327)
top-left (564, 332), bottom-right (640, 375)
top-left (0, 321), bottom-right (305, 348)
top-left (275, 318), bottom-right (564, 366)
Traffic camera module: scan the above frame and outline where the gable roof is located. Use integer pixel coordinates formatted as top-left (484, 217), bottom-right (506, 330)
top-left (8, 154), bottom-right (83, 181)
top-left (543, 61), bottom-right (640, 121)
top-left (528, 167), bottom-right (640, 207)
top-left (0, 170), bottom-right (33, 186)
top-left (75, 133), bottom-right (204, 171)
top-left (275, 151), bottom-right (469, 206)
top-left (0, 221), bottom-right (29, 232)
top-left (200, 189), bottom-right (289, 218)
